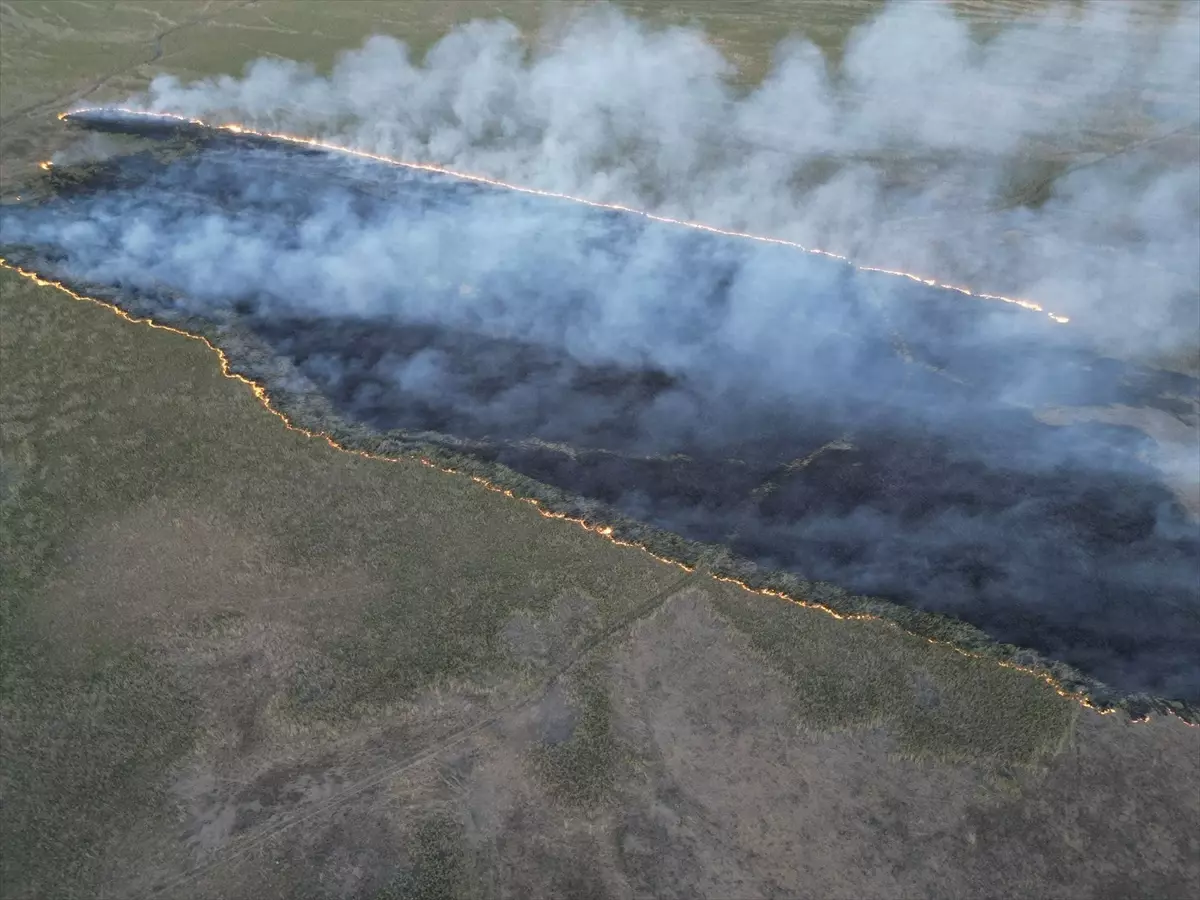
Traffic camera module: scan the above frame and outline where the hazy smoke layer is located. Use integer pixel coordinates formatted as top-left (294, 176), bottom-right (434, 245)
top-left (122, 0), bottom-right (1200, 358)
top-left (3, 138), bottom-right (1198, 700)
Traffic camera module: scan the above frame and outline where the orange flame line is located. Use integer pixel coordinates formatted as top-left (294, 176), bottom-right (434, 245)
top-left (60, 106), bottom-right (1072, 324)
top-left (0, 259), bottom-right (692, 573)
top-left (5, 256), bottom-right (1191, 728)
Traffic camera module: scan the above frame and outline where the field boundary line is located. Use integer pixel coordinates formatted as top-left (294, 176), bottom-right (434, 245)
top-left (137, 568), bottom-right (700, 897)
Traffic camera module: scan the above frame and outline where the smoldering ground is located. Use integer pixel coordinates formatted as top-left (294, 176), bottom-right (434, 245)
top-left (3, 121), bottom-right (1198, 703)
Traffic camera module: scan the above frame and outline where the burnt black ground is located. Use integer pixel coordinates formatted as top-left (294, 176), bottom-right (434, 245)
top-left (3, 118), bottom-right (1198, 701)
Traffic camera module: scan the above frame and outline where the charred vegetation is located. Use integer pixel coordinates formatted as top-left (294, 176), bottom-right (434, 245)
top-left (3, 119), bottom-right (1198, 719)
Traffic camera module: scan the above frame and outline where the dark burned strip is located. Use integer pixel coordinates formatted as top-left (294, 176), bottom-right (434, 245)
top-left (4, 120), bottom-right (1199, 712)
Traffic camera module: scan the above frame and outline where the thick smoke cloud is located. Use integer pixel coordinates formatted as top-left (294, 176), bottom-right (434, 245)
top-left (127, 0), bottom-right (1200, 358)
top-left (3, 2), bottom-right (1198, 700)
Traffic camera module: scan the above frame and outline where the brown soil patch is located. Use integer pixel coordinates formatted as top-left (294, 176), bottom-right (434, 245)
top-left (603, 588), bottom-right (1200, 900)
top-left (35, 494), bottom-right (388, 652)
top-left (123, 581), bottom-right (1198, 900)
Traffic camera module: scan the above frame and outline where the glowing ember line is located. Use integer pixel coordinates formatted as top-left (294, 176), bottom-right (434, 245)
top-left (0, 257), bottom-right (693, 573)
top-left (3, 256), bottom-right (1186, 727)
top-left (708, 570), bottom-right (1132, 718)
top-left (60, 107), bottom-right (1071, 324)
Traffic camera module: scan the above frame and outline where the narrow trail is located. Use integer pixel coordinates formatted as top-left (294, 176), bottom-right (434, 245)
top-left (136, 568), bottom-right (700, 898)
top-left (1000, 121), bottom-right (1200, 211)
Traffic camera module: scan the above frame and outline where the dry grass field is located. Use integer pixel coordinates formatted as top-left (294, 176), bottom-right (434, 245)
top-left (1, 2), bottom-right (1197, 898)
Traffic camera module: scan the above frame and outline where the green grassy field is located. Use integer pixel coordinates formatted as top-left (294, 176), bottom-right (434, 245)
top-left (1, 2), bottom-right (1197, 898)
top-left (0, 261), bottom-right (687, 895)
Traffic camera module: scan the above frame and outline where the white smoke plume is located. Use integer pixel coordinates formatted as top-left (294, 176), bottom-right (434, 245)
top-left (127, 0), bottom-right (1200, 359)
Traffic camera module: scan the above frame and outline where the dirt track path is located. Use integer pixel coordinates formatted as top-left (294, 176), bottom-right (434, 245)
top-left (139, 568), bottom-right (701, 898)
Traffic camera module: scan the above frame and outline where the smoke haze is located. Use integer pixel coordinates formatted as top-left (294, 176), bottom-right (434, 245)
top-left (126, 0), bottom-right (1200, 359)
top-left (3, 1), bottom-right (1198, 701)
